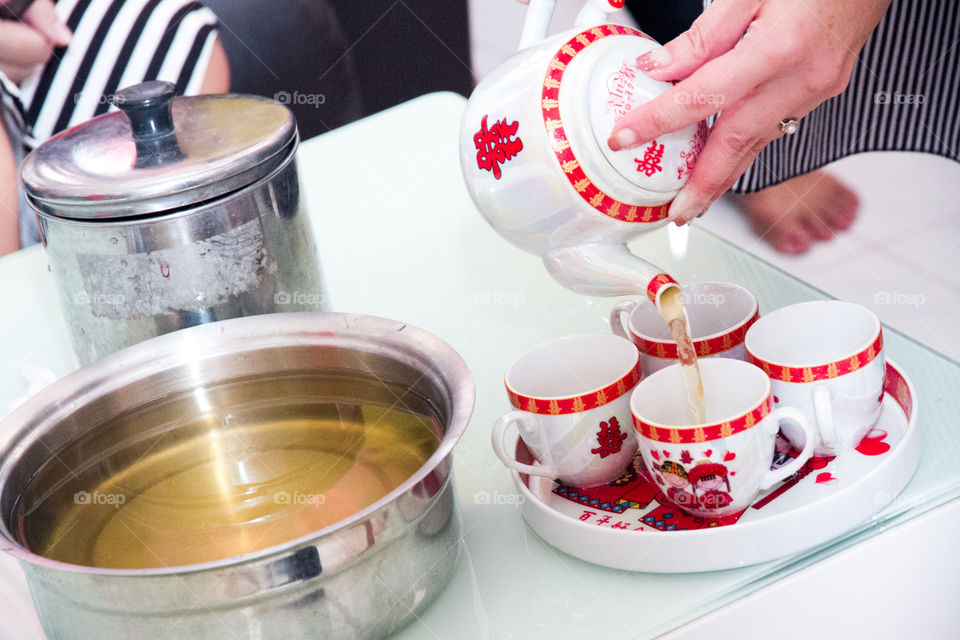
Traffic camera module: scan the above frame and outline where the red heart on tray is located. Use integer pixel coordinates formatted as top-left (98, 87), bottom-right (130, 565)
top-left (662, 450), bottom-right (671, 459)
top-left (650, 450), bottom-right (661, 461)
top-left (703, 449), bottom-right (712, 458)
top-left (815, 472), bottom-right (838, 485)
top-left (723, 451), bottom-right (736, 462)
top-left (856, 429), bottom-right (891, 456)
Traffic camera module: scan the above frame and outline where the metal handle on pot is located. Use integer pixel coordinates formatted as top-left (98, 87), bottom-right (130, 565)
top-left (112, 80), bottom-right (185, 167)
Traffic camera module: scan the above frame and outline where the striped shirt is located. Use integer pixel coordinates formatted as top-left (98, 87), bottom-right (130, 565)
top-left (732, 0), bottom-right (960, 192)
top-left (2, 0), bottom-right (219, 245)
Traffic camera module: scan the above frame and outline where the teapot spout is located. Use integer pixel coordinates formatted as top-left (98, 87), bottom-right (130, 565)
top-left (543, 243), bottom-right (680, 310)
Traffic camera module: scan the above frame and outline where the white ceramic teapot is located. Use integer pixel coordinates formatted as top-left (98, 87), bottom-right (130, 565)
top-left (460, 0), bottom-right (707, 308)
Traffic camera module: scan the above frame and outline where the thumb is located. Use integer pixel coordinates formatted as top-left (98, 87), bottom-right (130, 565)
top-left (22, 0), bottom-right (71, 47)
top-left (638, 0), bottom-right (758, 80)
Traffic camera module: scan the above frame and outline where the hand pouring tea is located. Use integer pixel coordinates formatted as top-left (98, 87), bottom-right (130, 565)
top-left (460, 0), bottom-right (710, 422)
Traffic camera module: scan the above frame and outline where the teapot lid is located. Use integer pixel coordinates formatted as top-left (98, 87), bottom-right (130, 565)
top-left (19, 81), bottom-right (298, 220)
top-left (560, 31), bottom-right (704, 201)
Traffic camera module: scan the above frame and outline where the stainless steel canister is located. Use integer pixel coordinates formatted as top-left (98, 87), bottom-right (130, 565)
top-left (19, 81), bottom-right (327, 364)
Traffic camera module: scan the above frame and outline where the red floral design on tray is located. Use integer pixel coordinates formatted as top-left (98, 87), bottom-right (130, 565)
top-left (552, 440), bottom-right (841, 530)
top-left (591, 416), bottom-right (628, 458)
top-left (474, 114), bottom-right (523, 180)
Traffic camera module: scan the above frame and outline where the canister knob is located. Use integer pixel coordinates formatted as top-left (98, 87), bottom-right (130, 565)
top-left (112, 80), bottom-right (178, 140)
top-left (112, 81), bottom-right (184, 168)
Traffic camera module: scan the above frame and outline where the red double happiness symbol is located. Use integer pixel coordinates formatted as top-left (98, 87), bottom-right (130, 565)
top-left (541, 25), bottom-right (668, 224)
top-left (474, 114), bottom-right (523, 180)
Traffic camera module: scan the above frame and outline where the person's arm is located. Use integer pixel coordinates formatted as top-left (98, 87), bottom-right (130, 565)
top-left (607, 0), bottom-right (893, 223)
top-left (0, 119), bottom-right (20, 256)
top-left (199, 37), bottom-right (230, 94)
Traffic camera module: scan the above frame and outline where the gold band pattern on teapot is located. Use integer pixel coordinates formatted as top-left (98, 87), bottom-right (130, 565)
top-left (541, 25), bottom-right (670, 224)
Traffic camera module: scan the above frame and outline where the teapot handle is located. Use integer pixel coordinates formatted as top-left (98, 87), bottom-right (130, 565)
top-left (518, 0), bottom-right (623, 51)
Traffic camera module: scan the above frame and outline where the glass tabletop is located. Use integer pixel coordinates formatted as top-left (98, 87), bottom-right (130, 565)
top-left (292, 94), bottom-right (960, 639)
top-left (1, 93), bottom-right (957, 639)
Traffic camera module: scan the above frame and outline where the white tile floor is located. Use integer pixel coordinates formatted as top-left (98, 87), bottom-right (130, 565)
top-left (468, 1), bottom-right (960, 362)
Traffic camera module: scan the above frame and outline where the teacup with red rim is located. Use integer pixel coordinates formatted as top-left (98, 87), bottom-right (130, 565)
top-left (631, 358), bottom-right (817, 517)
top-left (491, 334), bottom-right (641, 488)
top-left (745, 300), bottom-right (885, 457)
top-left (610, 282), bottom-right (758, 375)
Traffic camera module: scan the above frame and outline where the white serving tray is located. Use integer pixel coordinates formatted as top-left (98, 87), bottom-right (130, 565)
top-left (512, 360), bottom-right (921, 572)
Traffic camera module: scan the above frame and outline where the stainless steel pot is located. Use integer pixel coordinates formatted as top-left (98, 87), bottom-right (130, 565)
top-left (20, 81), bottom-right (327, 364)
top-left (0, 312), bottom-right (474, 639)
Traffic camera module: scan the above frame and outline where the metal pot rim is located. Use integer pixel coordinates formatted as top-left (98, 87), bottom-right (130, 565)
top-left (0, 312), bottom-right (474, 576)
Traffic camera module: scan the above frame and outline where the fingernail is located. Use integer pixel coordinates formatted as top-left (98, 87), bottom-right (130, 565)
top-left (607, 128), bottom-right (639, 151)
top-left (637, 47), bottom-right (671, 72)
top-left (668, 189), bottom-right (703, 223)
top-left (52, 22), bottom-right (72, 46)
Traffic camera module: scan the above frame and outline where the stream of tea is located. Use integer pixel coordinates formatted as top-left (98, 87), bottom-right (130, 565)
top-left (658, 286), bottom-right (706, 424)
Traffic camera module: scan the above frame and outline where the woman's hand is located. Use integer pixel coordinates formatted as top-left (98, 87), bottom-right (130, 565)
top-left (607, 0), bottom-right (892, 223)
top-left (0, 0), bottom-right (71, 83)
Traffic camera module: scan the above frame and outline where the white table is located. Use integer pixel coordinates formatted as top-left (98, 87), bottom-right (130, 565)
top-left (2, 92), bottom-right (960, 639)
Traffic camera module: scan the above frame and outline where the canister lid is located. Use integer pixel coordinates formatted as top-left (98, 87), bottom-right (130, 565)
top-left (19, 81), bottom-right (298, 219)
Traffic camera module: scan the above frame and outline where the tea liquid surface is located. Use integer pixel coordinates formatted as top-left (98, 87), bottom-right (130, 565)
top-left (31, 403), bottom-right (440, 569)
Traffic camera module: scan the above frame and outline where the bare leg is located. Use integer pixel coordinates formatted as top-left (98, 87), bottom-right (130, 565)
top-left (727, 170), bottom-right (860, 255)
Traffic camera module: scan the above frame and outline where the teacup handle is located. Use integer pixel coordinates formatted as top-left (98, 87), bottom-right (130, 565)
top-left (609, 300), bottom-right (637, 340)
top-left (759, 407), bottom-right (817, 490)
top-left (491, 411), bottom-right (557, 478)
top-left (813, 384), bottom-right (839, 449)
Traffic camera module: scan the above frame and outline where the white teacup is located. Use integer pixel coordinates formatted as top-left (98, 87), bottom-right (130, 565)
top-left (745, 301), bottom-right (885, 457)
top-left (610, 282), bottom-right (758, 375)
top-left (491, 334), bottom-right (641, 488)
top-left (631, 359), bottom-right (817, 517)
